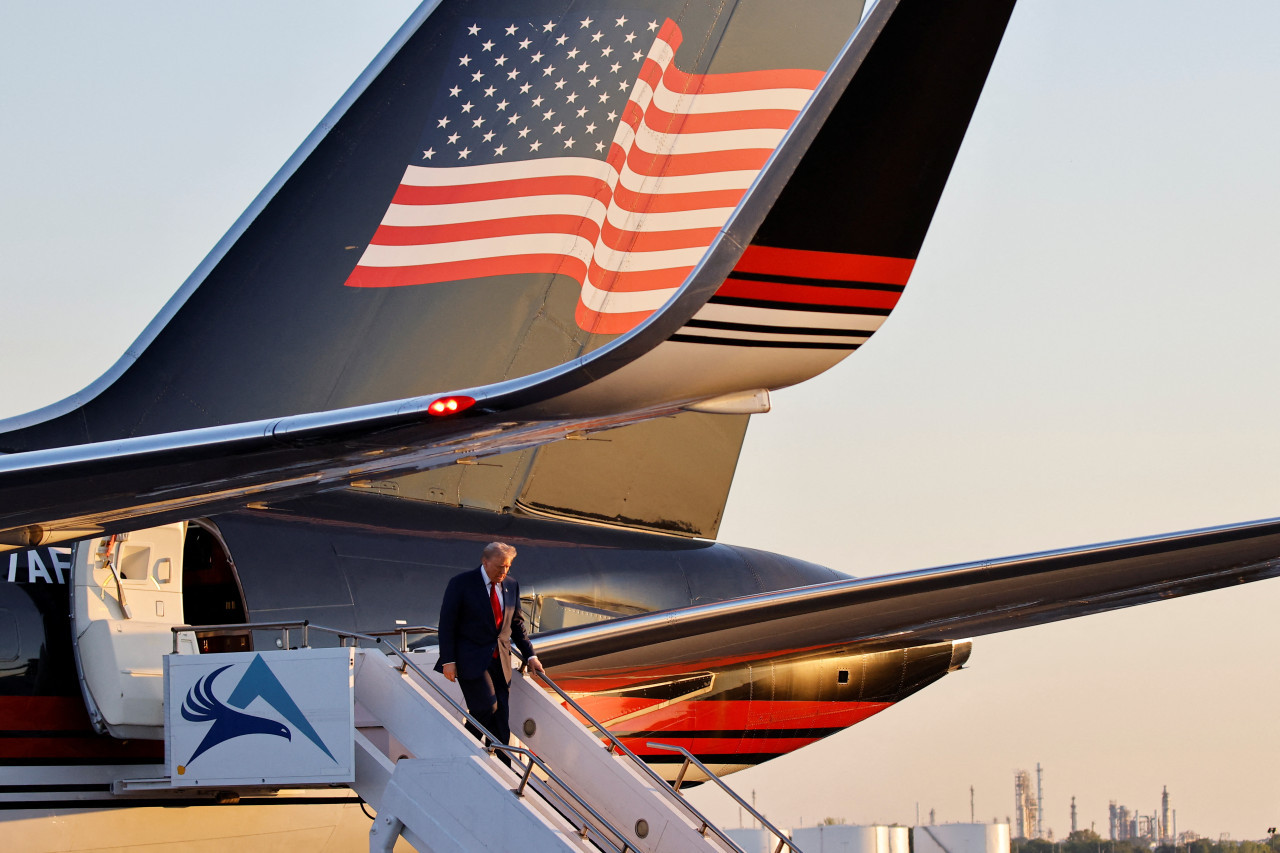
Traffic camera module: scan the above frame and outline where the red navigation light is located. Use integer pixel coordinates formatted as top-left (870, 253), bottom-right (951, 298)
top-left (427, 395), bottom-right (475, 416)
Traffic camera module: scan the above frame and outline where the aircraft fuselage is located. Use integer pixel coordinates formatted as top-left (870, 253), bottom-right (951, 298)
top-left (0, 492), bottom-right (969, 795)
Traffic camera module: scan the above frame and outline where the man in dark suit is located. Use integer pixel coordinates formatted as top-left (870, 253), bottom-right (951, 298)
top-left (436, 542), bottom-right (543, 752)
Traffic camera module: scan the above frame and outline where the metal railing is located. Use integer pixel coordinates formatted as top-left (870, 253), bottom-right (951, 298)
top-left (170, 620), bottom-right (634, 853)
top-left (170, 620), bottom-right (435, 654)
top-left (646, 743), bottom-right (799, 853)
top-left (520, 654), bottom-right (776, 853)
top-left (354, 625), bottom-right (438, 652)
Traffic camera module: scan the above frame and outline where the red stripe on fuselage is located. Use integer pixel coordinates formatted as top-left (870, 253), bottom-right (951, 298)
top-left (0, 696), bottom-right (163, 760)
top-left (565, 698), bottom-right (894, 766)
top-left (0, 695), bottom-right (91, 730)
top-left (0, 737), bottom-right (164, 760)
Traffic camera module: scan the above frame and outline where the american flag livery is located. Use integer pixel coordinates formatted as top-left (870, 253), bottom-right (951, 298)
top-left (345, 14), bottom-right (824, 335)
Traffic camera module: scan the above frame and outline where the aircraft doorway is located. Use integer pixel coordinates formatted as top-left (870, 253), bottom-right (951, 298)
top-left (181, 520), bottom-right (251, 653)
top-left (70, 520), bottom-right (253, 739)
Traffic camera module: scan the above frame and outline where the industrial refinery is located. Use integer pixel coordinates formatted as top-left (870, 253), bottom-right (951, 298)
top-left (1014, 765), bottom-right (1206, 847)
top-left (720, 766), bottom-right (1267, 853)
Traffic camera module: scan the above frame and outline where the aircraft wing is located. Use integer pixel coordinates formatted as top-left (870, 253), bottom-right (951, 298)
top-left (533, 515), bottom-right (1280, 674)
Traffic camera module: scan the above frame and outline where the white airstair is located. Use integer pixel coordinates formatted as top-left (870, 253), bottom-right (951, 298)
top-left (159, 623), bottom-right (801, 853)
top-left (67, 530), bottom-right (797, 851)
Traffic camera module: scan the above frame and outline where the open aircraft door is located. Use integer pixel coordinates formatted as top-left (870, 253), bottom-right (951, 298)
top-left (71, 523), bottom-right (189, 740)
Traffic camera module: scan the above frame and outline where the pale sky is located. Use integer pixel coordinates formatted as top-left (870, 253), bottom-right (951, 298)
top-left (2, 1), bottom-right (1279, 841)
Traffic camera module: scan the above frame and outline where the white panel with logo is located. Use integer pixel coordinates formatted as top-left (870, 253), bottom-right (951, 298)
top-left (165, 648), bottom-right (355, 787)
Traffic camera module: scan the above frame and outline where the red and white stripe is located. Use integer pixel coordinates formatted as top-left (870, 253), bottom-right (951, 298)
top-left (345, 20), bottom-right (822, 335)
top-left (674, 245), bottom-right (916, 349)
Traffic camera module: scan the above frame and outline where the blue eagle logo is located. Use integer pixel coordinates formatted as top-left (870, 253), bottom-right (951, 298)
top-left (179, 655), bottom-right (337, 769)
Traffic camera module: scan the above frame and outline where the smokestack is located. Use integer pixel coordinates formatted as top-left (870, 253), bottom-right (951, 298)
top-left (1036, 763), bottom-right (1044, 839)
top-left (1162, 787), bottom-right (1170, 846)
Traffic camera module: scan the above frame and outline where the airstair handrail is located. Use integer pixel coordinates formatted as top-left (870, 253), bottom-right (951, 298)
top-left (646, 743), bottom-right (800, 853)
top-left (171, 620), bottom-right (637, 853)
top-left (171, 619), bottom-right (308, 652)
top-left (169, 620), bottom-right (436, 653)
top-left (520, 655), bottom-right (753, 853)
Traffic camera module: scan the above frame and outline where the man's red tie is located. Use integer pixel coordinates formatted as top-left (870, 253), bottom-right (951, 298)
top-left (490, 581), bottom-right (502, 628)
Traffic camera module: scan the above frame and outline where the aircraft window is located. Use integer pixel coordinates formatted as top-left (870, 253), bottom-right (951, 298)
top-left (837, 669), bottom-right (850, 684)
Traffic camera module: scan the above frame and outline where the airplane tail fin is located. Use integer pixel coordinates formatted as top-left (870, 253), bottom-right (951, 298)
top-left (379, 0), bottom-right (1022, 538)
top-left (1, 0), bottom-right (1018, 472)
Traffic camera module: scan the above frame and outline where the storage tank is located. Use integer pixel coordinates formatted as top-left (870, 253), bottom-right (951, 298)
top-left (887, 824), bottom-right (911, 853)
top-left (726, 828), bottom-right (772, 853)
top-left (914, 823), bottom-right (1011, 853)
top-left (792, 824), bottom-right (884, 853)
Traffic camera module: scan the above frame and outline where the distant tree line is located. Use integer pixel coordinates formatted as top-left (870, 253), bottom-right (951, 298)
top-left (1013, 829), bottom-right (1280, 853)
